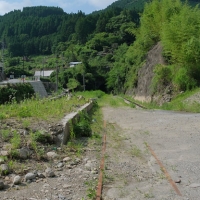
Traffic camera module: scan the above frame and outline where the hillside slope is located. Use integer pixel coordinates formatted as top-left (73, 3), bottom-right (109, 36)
top-left (133, 42), bottom-right (165, 102)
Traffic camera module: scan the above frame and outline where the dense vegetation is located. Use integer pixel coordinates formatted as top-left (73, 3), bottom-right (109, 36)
top-left (0, 83), bottom-right (35, 104)
top-left (0, 0), bottom-right (200, 95)
top-left (129, 0), bottom-right (200, 93)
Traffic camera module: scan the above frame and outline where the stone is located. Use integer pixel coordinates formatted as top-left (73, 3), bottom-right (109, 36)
top-left (57, 162), bottom-right (64, 168)
top-left (0, 179), bottom-right (5, 190)
top-left (175, 179), bottom-right (181, 183)
top-left (25, 173), bottom-right (36, 181)
top-left (63, 157), bottom-right (71, 162)
top-left (23, 130), bottom-right (29, 136)
top-left (45, 168), bottom-right (55, 177)
top-left (38, 172), bottom-right (45, 178)
top-left (189, 183), bottom-right (200, 188)
top-left (85, 161), bottom-right (92, 171)
top-left (0, 157), bottom-right (4, 164)
top-left (4, 176), bottom-right (9, 181)
top-left (46, 152), bottom-right (58, 159)
top-left (58, 194), bottom-right (67, 200)
top-left (43, 183), bottom-right (50, 188)
top-left (0, 151), bottom-right (9, 156)
top-left (0, 164), bottom-right (9, 175)
top-left (19, 147), bottom-right (31, 159)
top-left (13, 175), bottom-right (22, 185)
top-left (63, 184), bottom-right (71, 189)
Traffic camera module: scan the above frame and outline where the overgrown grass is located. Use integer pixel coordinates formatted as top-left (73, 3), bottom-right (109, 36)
top-left (158, 88), bottom-right (200, 112)
top-left (77, 90), bottom-right (128, 107)
top-left (0, 95), bottom-right (86, 122)
top-left (123, 88), bottom-right (200, 113)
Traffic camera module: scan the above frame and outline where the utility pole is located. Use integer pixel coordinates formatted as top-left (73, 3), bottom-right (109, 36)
top-left (23, 56), bottom-right (24, 83)
top-left (1, 40), bottom-right (4, 73)
top-left (82, 72), bottom-right (85, 91)
top-left (56, 60), bottom-right (58, 92)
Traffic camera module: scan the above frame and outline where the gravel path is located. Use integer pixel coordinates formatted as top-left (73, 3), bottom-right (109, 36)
top-left (102, 106), bottom-right (200, 200)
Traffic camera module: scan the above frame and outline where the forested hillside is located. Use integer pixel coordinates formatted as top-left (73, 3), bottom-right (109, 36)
top-left (0, 0), bottom-right (200, 96)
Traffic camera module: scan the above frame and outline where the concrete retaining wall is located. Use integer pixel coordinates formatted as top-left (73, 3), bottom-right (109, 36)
top-left (30, 81), bottom-right (48, 98)
top-left (60, 101), bottom-right (93, 145)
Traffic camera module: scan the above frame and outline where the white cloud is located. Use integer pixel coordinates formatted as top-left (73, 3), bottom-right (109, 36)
top-left (0, 0), bottom-right (117, 16)
top-left (0, 0), bottom-right (32, 15)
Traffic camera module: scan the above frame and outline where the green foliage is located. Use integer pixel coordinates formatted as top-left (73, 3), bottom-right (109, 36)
top-left (1, 0), bottom-right (200, 95)
top-left (10, 149), bottom-right (20, 159)
top-left (30, 133), bottom-right (46, 160)
top-left (0, 129), bottom-right (10, 141)
top-left (18, 106), bottom-right (32, 118)
top-left (160, 88), bottom-right (200, 112)
top-left (0, 83), bottom-right (35, 104)
top-left (73, 111), bottom-right (92, 137)
top-left (173, 67), bottom-right (197, 91)
top-left (107, 43), bottom-right (129, 93)
top-left (67, 78), bottom-right (80, 91)
top-left (0, 113), bottom-right (6, 120)
top-left (0, 94), bottom-right (86, 122)
top-left (125, 0), bottom-right (200, 92)
top-left (85, 180), bottom-right (97, 199)
top-left (22, 119), bottom-right (31, 129)
top-left (10, 131), bottom-right (21, 149)
top-left (152, 64), bottom-right (172, 93)
top-left (31, 131), bottom-right (52, 144)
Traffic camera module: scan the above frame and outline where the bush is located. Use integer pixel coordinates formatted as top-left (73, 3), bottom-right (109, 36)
top-left (173, 67), bottom-right (197, 91)
top-left (0, 83), bottom-right (35, 104)
top-left (73, 111), bottom-right (92, 137)
top-left (18, 106), bottom-right (32, 118)
top-left (10, 131), bottom-right (21, 149)
top-left (32, 131), bottom-right (52, 144)
top-left (152, 64), bottom-right (172, 93)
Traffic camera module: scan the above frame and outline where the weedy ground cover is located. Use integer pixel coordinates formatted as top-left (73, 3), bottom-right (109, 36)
top-left (0, 94), bottom-right (86, 122)
top-left (123, 88), bottom-right (200, 113)
top-left (160, 88), bottom-right (200, 112)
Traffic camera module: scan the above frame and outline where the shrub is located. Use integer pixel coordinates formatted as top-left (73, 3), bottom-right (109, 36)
top-left (151, 64), bottom-right (172, 93)
top-left (10, 131), bottom-right (21, 149)
top-left (73, 111), bottom-right (92, 137)
top-left (0, 129), bottom-right (10, 141)
top-left (32, 131), bottom-right (52, 144)
top-left (18, 106), bottom-right (32, 118)
top-left (10, 149), bottom-right (20, 159)
top-left (173, 67), bottom-right (197, 91)
top-left (0, 83), bottom-right (35, 104)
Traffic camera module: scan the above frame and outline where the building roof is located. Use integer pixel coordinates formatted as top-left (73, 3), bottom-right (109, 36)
top-left (69, 62), bottom-right (82, 65)
top-left (34, 70), bottom-right (54, 77)
top-left (69, 62), bottom-right (82, 68)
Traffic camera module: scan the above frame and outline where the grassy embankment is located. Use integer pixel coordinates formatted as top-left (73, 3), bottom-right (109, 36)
top-left (123, 88), bottom-right (200, 113)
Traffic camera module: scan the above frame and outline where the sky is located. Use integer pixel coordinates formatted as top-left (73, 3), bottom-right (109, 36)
top-left (0, 0), bottom-right (117, 16)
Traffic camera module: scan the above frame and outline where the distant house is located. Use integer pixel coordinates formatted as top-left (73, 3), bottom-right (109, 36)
top-left (69, 62), bottom-right (82, 68)
top-left (34, 70), bottom-right (54, 80)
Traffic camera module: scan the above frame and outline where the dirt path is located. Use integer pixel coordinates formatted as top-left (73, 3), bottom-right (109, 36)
top-left (102, 106), bottom-right (200, 200)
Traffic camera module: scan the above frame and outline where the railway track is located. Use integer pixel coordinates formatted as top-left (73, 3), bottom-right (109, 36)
top-left (122, 97), bottom-right (147, 109)
top-left (96, 104), bottom-right (186, 200)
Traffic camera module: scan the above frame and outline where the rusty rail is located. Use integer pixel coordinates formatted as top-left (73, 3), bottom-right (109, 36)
top-left (96, 121), bottom-right (107, 200)
top-left (123, 97), bottom-right (147, 109)
top-left (147, 144), bottom-right (182, 196)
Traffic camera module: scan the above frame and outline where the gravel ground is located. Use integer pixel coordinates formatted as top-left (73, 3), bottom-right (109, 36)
top-left (1, 105), bottom-right (200, 200)
top-left (0, 138), bottom-right (101, 200)
top-left (102, 106), bottom-right (200, 200)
